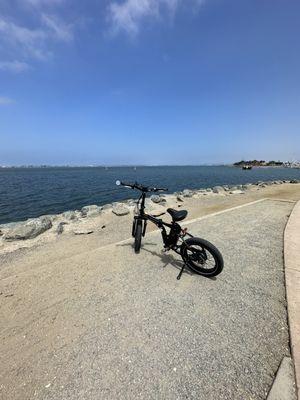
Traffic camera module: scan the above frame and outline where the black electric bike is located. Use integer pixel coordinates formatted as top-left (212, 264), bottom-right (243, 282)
top-left (116, 180), bottom-right (224, 280)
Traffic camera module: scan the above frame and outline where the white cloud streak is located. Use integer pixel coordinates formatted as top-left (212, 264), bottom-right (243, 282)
top-left (108, 0), bottom-right (204, 36)
top-left (0, 14), bottom-right (73, 63)
top-left (0, 60), bottom-right (30, 73)
top-left (41, 14), bottom-right (73, 42)
top-left (0, 96), bottom-right (15, 105)
top-left (24, 0), bottom-right (65, 6)
top-left (0, 18), bottom-right (50, 60)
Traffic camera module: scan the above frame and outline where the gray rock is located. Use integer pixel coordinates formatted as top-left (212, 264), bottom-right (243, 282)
top-left (125, 199), bottom-right (134, 205)
top-left (150, 195), bottom-right (161, 203)
top-left (177, 195), bottom-right (184, 202)
top-left (102, 203), bottom-right (113, 210)
top-left (56, 222), bottom-right (67, 235)
top-left (112, 204), bottom-right (130, 216)
top-left (206, 188), bottom-right (212, 193)
top-left (81, 205), bottom-right (102, 218)
top-left (212, 186), bottom-right (225, 194)
top-left (150, 195), bottom-right (166, 204)
top-left (4, 216), bottom-right (52, 241)
top-left (182, 189), bottom-right (193, 197)
top-left (62, 211), bottom-right (77, 221)
top-left (39, 214), bottom-right (57, 222)
top-left (290, 179), bottom-right (299, 184)
top-left (127, 200), bottom-right (137, 207)
top-left (87, 209), bottom-right (102, 218)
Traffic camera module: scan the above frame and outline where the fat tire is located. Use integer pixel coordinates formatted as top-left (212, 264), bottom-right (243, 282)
top-left (181, 237), bottom-right (223, 277)
top-left (134, 220), bottom-right (143, 254)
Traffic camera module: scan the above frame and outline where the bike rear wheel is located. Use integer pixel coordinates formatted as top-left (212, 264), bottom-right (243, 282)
top-left (181, 237), bottom-right (223, 277)
top-left (134, 220), bottom-right (143, 253)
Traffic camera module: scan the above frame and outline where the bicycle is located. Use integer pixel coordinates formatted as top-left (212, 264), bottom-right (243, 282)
top-left (116, 180), bottom-right (224, 280)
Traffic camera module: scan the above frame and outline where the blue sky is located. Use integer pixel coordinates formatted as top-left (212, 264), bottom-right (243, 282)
top-left (0, 0), bottom-right (299, 165)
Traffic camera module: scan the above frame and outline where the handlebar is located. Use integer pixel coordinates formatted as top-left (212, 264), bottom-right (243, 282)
top-left (116, 180), bottom-right (168, 193)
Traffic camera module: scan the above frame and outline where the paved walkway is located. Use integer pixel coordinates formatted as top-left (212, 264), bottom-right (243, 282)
top-left (0, 199), bottom-right (295, 400)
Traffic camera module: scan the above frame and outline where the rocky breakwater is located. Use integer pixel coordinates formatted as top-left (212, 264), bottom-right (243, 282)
top-left (0, 179), bottom-right (298, 249)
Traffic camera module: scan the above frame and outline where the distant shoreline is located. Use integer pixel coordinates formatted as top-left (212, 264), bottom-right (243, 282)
top-left (0, 164), bottom-right (298, 169)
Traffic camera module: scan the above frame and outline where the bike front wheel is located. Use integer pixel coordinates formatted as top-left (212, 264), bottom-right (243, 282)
top-left (134, 219), bottom-right (143, 253)
top-left (181, 237), bottom-right (223, 277)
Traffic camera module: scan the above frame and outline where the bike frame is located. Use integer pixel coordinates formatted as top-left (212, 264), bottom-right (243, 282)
top-left (132, 191), bottom-right (193, 253)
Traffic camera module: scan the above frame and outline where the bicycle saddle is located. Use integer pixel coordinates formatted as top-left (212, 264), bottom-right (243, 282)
top-left (167, 208), bottom-right (188, 222)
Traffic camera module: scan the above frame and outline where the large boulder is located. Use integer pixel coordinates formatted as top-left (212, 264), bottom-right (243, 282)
top-left (102, 203), bottom-right (113, 210)
top-left (4, 216), bottom-right (52, 241)
top-left (112, 203), bottom-right (130, 216)
top-left (290, 179), bottom-right (299, 184)
top-left (81, 205), bottom-right (102, 218)
top-left (144, 200), bottom-right (166, 216)
top-left (150, 195), bottom-right (166, 204)
top-left (143, 199), bottom-right (165, 215)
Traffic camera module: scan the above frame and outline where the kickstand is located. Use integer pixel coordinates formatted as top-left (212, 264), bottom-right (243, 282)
top-left (177, 262), bottom-right (186, 280)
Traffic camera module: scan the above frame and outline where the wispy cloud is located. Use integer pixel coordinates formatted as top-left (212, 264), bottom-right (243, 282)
top-left (41, 14), bottom-right (73, 42)
top-left (0, 18), bottom-right (50, 60)
top-left (24, 0), bottom-right (65, 6)
top-left (0, 60), bottom-right (30, 73)
top-left (0, 0), bottom-right (73, 70)
top-left (108, 0), bottom-right (204, 37)
top-left (0, 96), bottom-right (15, 105)
top-left (0, 13), bottom-right (73, 64)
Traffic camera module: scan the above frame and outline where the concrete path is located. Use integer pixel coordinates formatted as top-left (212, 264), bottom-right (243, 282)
top-left (0, 199), bottom-right (295, 400)
top-left (285, 200), bottom-right (300, 399)
top-left (267, 357), bottom-right (296, 400)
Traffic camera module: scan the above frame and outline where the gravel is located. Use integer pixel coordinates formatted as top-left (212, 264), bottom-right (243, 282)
top-left (0, 199), bottom-right (294, 400)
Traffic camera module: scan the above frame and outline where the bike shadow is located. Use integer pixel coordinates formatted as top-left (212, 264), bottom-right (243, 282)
top-left (117, 241), bottom-right (193, 277)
